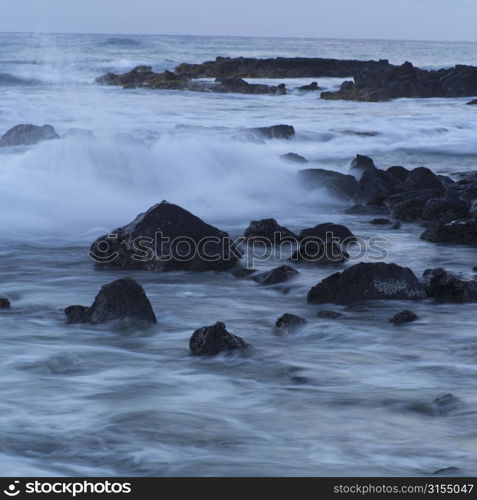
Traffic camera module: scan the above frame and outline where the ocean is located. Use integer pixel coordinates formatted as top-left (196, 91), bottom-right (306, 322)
top-left (0, 33), bottom-right (476, 476)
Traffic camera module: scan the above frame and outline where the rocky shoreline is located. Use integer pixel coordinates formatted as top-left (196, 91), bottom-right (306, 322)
top-left (95, 56), bottom-right (477, 102)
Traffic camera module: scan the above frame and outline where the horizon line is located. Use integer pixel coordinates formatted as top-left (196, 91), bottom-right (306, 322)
top-left (1, 30), bottom-right (477, 45)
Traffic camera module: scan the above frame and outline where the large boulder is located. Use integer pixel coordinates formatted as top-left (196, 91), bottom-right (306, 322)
top-left (65, 278), bottom-right (157, 324)
top-left (0, 124), bottom-right (59, 147)
top-left (422, 197), bottom-right (470, 221)
top-left (299, 223), bottom-right (356, 243)
top-left (244, 218), bottom-right (297, 245)
top-left (252, 265), bottom-right (299, 285)
top-left (307, 262), bottom-right (425, 304)
top-left (299, 168), bottom-right (358, 200)
top-left (353, 169), bottom-right (398, 206)
top-left (189, 321), bottom-right (249, 356)
top-left (422, 268), bottom-right (477, 302)
top-left (90, 201), bottom-right (239, 271)
top-left (420, 218), bottom-right (477, 246)
top-left (400, 167), bottom-right (445, 194)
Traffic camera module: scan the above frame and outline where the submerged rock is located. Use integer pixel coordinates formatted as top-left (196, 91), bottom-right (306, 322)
top-left (316, 309), bottom-right (342, 319)
top-left (0, 123), bottom-right (59, 147)
top-left (189, 321), bottom-right (249, 356)
top-left (250, 124), bottom-right (295, 140)
top-left (298, 82), bottom-right (320, 91)
top-left (420, 218), bottom-right (477, 246)
top-left (389, 310), bottom-right (418, 325)
top-left (0, 297), bottom-right (10, 308)
top-left (422, 268), bottom-right (477, 302)
top-left (432, 467), bottom-right (462, 476)
top-left (244, 218), bottom-right (298, 245)
top-left (65, 278), bottom-right (157, 324)
top-left (466, 99), bottom-right (477, 105)
top-left (232, 267), bottom-right (256, 279)
top-left (370, 218), bottom-right (393, 225)
top-left (90, 201), bottom-right (239, 272)
top-left (274, 313), bottom-right (308, 335)
top-left (253, 265), bottom-right (299, 286)
top-left (307, 262), bottom-right (425, 304)
top-left (280, 152), bottom-right (308, 163)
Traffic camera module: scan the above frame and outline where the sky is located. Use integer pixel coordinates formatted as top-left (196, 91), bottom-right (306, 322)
top-left (0, 0), bottom-right (476, 42)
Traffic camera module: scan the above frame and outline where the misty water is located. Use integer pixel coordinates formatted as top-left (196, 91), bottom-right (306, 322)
top-left (0, 33), bottom-right (477, 476)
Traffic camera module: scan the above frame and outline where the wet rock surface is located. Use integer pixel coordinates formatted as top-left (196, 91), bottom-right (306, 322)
top-left (189, 321), bottom-right (249, 356)
top-left (0, 124), bottom-right (59, 147)
top-left (274, 313), bottom-right (308, 335)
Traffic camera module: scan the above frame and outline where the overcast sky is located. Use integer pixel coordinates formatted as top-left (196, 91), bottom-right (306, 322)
top-left (0, 0), bottom-right (476, 41)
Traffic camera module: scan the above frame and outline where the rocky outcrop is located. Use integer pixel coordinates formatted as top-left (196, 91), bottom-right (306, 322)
top-left (65, 278), bottom-right (157, 324)
top-left (90, 201), bottom-right (239, 272)
top-left (321, 62), bottom-right (477, 102)
top-left (95, 65), bottom-right (286, 95)
top-left (252, 265), bottom-right (299, 285)
top-left (422, 268), bottom-right (477, 302)
top-left (420, 218), bottom-right (477, 246)
top-left (307, 262), bottom-right (425, 304)
top-left (174, 56), bottom-right (390, 79)
top-left (316, 309), bottom-right (342, 319)
top-left (389, 310), bottom-right (418, 324)
top-left (299, 168), bottom-right (358, 199)
top-left (0, 124), bottom-right (59, 147)
top-left (244, 218), bottom-right (297, 245)
top-left (189, 321), bottom-right (249, 356)
top-left (274, 313), bottom-right (307, 335)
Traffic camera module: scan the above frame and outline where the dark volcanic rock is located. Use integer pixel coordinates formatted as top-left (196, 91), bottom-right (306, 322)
top-left (298, 82), bottom-right (320, 91)
top-left (321, 61), bottom-right (477, 102)
top-left (420, 218), bottom-right (477, 246)
top-left (90, 201), bottom-right (239, 272)
top-left (232, 267), bottom-right (256, 279)
top-left (401, 167), bottom-right (445, 194)
top-left (189, 321), bottom-right (249, 356)
top-left (174, 56), bottom-right (391, 79)
top-left (389, 310), bottom-right (418, 324)
top-left (291, 238), bottom-right (349, 265)
top-left (253, 265), bottom-right (299, 286)
top-left (65, 278), bottom-right (157, 324)
top-left (0, 297), bottom-right (10, 308)
top-left (280, 152), bottom-right (308, 163)
top-left (422, 268), bottom-right (477, 302)
top-left (299, 168), bottom-right (358, 199)
top-left (316, 309), bottom-right (342, 319)
top-left (422, 197), bottom-right (470, 221)
top-left (354, 169), bottom-right (398, 206)
top-left (299, 223), bottom-right (356, 244)
top-left (307, 262), bottom-right (425, 304)
top-left (467, 98), bottom-right (477, 105)
top-left (350, 154), bottom-right (377, 177)
top-left (386, 189), bottom-right (443, 221)
top-left (386, 166), bottom-right (410, 183)
top-left (244, 218), bottom-right (298, 245)
top-left (251, 124), bottom-right (295, 140)
top-left (0, 124), bottom-right (59, 147)
top-left (370, 218), bottom-right (393, 225)
top-left (274, 313), bottom-right (308, 335)
top-left (215, 77), bottom-right (286, 95)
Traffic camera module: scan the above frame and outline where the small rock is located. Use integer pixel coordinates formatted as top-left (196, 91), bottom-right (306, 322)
top-left (250, 124), bottom-right (295, 140)
top-left (280, 152), bottom-right (308, 163)
top-left (299, 168), bottom-right (358, 200)
top-left (350, 154), bottom-right (377, 177)
top-left (432, 467), bottom-right (462, 476)
top-left (65, 278), bottom-right (157, 324)
top-left (389, 310), bottom-right (418, 324)
top-left (253, 265), bottom-right (299, 286)
top-left (274, 313), bottom-right (308, 335)
top-left (189, 321), bottom-right (249, 356)
top-left (466, 99), bottom-right (477, 105)
top-left (299, 222), bottom-right (356, 243)
top-left (0, 297), bottom-right (11, 308)
top-left (298, 82), bottom-right (320, 91)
